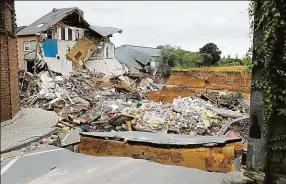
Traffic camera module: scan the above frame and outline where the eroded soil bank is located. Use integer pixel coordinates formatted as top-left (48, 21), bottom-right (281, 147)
top-left (167, 67), bottom-right (251, 93)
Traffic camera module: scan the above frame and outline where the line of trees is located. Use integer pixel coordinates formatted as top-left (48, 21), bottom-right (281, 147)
top-left (156, 43), bottom-right (252, 68)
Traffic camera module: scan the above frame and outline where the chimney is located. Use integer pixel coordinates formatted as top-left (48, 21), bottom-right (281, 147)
top-left (52, 8), bottom-right (57, 13)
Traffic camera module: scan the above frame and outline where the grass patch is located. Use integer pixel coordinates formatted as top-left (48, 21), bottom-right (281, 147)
top-left (172, 66), bottom-right (249, 72)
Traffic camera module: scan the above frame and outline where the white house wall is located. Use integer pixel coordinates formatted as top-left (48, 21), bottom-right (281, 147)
top-left (84, 58), bottom-right (125, 77)
top-left (103, 42), bottom-right (115, 59)
top-left (44, 40), bottom-right (76, 76)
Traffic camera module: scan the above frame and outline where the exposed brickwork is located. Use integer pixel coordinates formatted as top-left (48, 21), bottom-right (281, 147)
top-left (0, 0), bottom-right (20, 122)
top-left (0, 35), bottom-right (12, 121)
top-left (8, 37), bottom-right (20, 117)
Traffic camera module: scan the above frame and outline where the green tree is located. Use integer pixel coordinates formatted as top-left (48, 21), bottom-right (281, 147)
top-left (158, 45), bottom-right (213, 68)
top-left (199, 43), bottom-right (222, 64)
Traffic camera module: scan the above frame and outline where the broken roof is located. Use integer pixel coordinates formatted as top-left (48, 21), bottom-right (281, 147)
top-left (89, 26), bottom-right (122, 37)
top-left (17, 7), bottom-right (123, 38)
top-left (17, 7), bottom-right (86, 36)
top-left (115, 45), bottom-right (161, 69)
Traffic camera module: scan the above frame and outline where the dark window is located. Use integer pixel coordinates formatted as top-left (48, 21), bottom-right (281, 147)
top-left (68, 28), bottom-right (72, 41)
top-left (47, 30), bottom-right (53, 39)
top-left (105, 46), bottom-right (109, 58)
top-left (75, 30), bottom-right (79, 41)
top-left (61, 28), bottom-right (65, 40)
top-left (74, 51), bottom-right (82, 59)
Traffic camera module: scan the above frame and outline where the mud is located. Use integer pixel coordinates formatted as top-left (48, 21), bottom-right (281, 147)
top-left (146, 86), bottom-right (196, 103)
top-left (167, 67), bottom-right (251, 93)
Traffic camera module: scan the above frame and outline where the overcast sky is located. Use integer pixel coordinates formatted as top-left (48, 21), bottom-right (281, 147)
top-left (15, 1), bottom-right (251, 58)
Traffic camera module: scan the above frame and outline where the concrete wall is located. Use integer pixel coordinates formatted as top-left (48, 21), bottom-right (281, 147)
top-left (17, 35), bottom-right (37, 70)
top-left (103, 42), bottom-right (115, 59)
top-left (0, 0), bottom-right (20, 122)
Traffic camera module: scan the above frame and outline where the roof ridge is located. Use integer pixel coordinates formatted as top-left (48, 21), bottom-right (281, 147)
top-left (122, 45), bottom-right (160, 49)
top-left (17, 7), bottom-right (82, 36)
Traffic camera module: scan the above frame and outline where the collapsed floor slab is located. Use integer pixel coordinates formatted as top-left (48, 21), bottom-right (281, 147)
top-left (1, 145), bottom-right (247, 184)
top-left (77, 131), bottom-right (242, 173)
top-left (1, 108), bottom-right (58, 153)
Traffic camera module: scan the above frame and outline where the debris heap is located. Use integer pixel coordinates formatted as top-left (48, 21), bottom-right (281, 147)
top-left (19, 70), bottom-right (249, 138)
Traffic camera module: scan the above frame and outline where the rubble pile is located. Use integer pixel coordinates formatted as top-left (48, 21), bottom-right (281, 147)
top-left (19, 70), bottom-right (144, 132)
top-left (137, 78), bottom-right (159, 93)
top-left (19, 70), bottom-right (249, 139)
top-left (229, 117), bottom-right (250, 140)
top-left (122, 97), bottom-right (230, 135)
top-left (201, 91), bottom-right (250, 113)
top-left (19, 71), bottom-right (41, 106)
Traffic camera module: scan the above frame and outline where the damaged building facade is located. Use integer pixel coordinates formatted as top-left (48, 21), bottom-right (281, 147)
top-left (16, 7), bottom-right (123, 76)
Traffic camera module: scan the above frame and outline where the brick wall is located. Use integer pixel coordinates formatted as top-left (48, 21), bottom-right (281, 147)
top-left (0, 0), bottom-right (20, 122)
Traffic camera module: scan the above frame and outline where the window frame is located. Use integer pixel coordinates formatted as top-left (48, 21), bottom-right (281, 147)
top-left (68, 28), bottom-right (72, 41)
top-left (74, 51), bottom-right (82, 59)
top-left (23, 41), bottom-right (31, 52)
top-left (61, 28), bottom-right (66, 40)
top-left (105, 45), bottom-right (109, 58)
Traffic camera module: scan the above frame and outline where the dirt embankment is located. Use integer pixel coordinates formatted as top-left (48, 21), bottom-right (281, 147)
top-left (146, 86), bottom-right (196, 103)
top-left (167, 67), bottom-right (251, 94)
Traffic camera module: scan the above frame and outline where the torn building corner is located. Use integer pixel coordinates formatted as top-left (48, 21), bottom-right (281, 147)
top-left (16, 7), bottom-right (123, 77)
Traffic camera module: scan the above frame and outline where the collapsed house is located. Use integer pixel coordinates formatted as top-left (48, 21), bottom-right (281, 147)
top-left (16, 7), bottom-right (123, 76)
top-left (115, 45), bottom-right (162, 75)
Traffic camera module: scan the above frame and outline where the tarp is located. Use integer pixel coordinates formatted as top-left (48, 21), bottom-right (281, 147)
top-left (43, 39), bottom-right (58, 58)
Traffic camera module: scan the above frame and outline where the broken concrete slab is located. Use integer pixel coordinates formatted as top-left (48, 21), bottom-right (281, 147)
top-left (79, 131), bottom-right (241, 147)
top-left (85, 58), bottom-right (125, 77)
top-left (207, 107), bottom-right (243, 118)
top-left (60, 129), bottom-right (80, 147)
top-left (1, 145), bottom-right (246, 184)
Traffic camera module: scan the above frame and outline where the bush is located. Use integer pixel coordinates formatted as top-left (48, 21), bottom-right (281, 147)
top-left (217, 56), bottom-right (253, 67)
